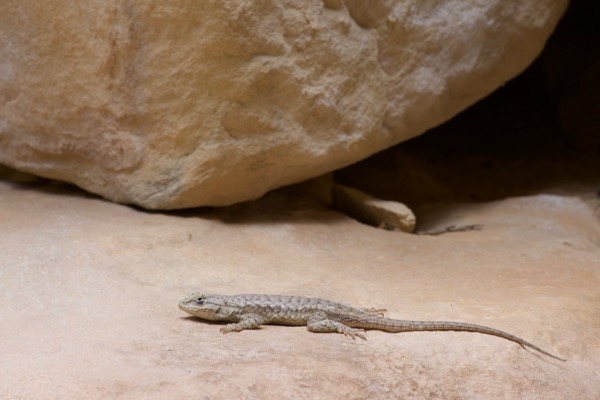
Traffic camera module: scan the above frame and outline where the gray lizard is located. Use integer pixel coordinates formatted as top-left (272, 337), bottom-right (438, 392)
top-left (179, 292), bottom-right (565, 361)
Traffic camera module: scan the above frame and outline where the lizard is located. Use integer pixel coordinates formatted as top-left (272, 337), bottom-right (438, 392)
top-left (179, 292), bottom-right (565, 362)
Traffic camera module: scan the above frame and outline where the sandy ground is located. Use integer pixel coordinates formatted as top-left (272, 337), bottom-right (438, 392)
top-left (1, 174), bottom-right (599, 399)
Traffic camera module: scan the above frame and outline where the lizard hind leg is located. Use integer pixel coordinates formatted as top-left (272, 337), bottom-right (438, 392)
top-left (220, 314), bottom-right (266, 334)
top-left (307, 316), bottom-right (367, 340)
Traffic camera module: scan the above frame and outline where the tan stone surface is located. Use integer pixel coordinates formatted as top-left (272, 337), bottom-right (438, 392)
top-left (1, 177), bottom-right (599, 399)
top-left (0, 0), bottom-right (568, 208)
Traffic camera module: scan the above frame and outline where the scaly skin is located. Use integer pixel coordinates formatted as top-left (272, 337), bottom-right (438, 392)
top-left (179, 292), bottom-right (565, 362)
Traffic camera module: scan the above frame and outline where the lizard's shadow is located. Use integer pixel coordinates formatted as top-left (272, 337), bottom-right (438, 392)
top-left (180, 316), bottom-right (227, 326)
top-left (180, 316), bottom-right (272, 332)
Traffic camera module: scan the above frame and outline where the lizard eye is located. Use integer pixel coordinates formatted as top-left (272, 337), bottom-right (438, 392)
top-left (195, 297), bottom-right (205, 305)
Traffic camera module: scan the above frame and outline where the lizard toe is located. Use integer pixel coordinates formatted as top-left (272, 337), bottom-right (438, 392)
top-left (343, 328), bottom-right (367, 340)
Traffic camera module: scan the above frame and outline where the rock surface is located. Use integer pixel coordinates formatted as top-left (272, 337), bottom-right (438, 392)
top-left (0, 0), bottom-right (568, 208)
top-left (1, 171), bottom-right (599, 399)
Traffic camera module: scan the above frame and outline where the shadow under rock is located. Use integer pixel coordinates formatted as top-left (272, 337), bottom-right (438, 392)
top-left (0, 163), bottom-right (346, 226)
top-left (0, 164), bottom-right (103, 201)
top-left (163, 189), bottom-right (347, 226)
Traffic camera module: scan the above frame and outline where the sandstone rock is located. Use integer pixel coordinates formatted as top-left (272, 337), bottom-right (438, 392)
top-left (1, 178), bottom-right (599, 399)
top-left (0, 1), bottom-right (568, 208)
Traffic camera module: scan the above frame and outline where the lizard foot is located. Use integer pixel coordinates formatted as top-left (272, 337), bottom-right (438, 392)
top-left (220, 325), bottom-right (242, 334)
top-left (342, 327), bottom-right (367, 340)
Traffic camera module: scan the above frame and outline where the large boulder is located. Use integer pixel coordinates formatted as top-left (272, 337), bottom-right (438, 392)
top-left (0, 1), bottom-right (568, 208)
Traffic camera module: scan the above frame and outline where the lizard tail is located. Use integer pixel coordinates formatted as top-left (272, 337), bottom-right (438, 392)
top-left (363, 318), bottom-right (566, 362)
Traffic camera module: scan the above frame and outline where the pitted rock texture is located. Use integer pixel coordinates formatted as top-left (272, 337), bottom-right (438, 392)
top-left (0, 1), bottom-right (568, 208)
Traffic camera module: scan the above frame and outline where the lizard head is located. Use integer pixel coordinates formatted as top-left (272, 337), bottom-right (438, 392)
top-left (179, 292), bottom-right (229, 321)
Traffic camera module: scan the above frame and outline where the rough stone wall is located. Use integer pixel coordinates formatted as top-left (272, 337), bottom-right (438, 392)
top-left (0, 1), bottom-right (569, 208)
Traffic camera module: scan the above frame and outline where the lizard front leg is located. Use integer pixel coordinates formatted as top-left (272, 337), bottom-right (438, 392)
top-left (307, 314), bottom-right (367, 340)
top-left (220, 313), bottom-right (266, 334)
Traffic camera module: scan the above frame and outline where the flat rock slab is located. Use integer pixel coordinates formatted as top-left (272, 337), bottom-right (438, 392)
top-left (1, 179), bottom-right (599, 399)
